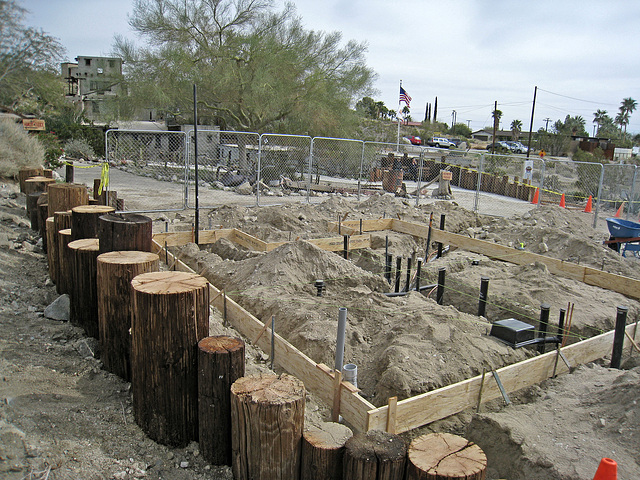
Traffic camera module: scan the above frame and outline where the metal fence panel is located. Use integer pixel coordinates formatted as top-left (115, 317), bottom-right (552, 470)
top-left (310, 137), bottom-right (364, 199)
top-left (601, 164), bottom-right (637, 221)
top-left (257, 134), bottom-right (311, 206)
top-left (105, 129), bottom-right (188, 212)
top-left (186, 130), bottom-right (260, 209)
top-left (540, 158), bottom-right (603, 209)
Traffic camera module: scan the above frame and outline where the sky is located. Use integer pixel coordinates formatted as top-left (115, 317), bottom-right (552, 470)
top-left (22, 0), bottom-right (640, 134)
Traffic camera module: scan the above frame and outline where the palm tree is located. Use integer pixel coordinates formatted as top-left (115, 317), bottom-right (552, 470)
top-left (615, 110), bottom-right (629, 138)
top-left (492, 109), bottom-right (503, 130)
top-left (510, 119), bottom-right (522, 140)
top-left (593, 109), bottom-right (608, 136)
top-left (619, 97), bottom-right (637, 138)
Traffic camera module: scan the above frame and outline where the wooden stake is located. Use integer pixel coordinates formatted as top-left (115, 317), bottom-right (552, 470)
top-left (625, 330), bottom-right (640, 354)
top-left (332, 370), bottom-right (343, 423)
top-left (386, 396), bottom-right (398, 434)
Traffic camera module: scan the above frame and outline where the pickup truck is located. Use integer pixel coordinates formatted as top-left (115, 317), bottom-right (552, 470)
top-left (427, 137), bottom-right (454, 149)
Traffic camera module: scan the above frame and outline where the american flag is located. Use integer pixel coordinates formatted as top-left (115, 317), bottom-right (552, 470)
top-left (399, 86), bottom-right (412, 107)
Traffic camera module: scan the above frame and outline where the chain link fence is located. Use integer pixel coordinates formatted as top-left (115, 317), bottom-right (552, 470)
top-left (105, 129), bottom-right (188, 212)
top-left (103, 128), bottom-right (639, 230)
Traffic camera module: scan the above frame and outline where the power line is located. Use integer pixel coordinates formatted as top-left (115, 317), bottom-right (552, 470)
top-left (537, 87), bottom-right (618, 107)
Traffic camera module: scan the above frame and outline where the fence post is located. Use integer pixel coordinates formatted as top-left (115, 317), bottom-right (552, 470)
top-left (628, 166), bottom-right (638, 221)
top-left (415, 149), bottom-right (424, 208)
top-left (592, 163), bottom-right (605, 229)
top-left (538, 159), bottom-right (546, 208)
top-left (307, 139), bottom-right (314, 204)
top-left (256, 134), bottom-right (264, 206)
top-left (474, 155), bottom-right (483, 213)
top-left (357, 142), bottom-right (365, 200)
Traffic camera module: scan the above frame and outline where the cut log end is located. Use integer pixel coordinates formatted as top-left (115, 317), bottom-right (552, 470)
top-left (408, 433), bottom-right (487, 480)
top-left (303, 422), bottom-right (353, 450)
top-left (131, 271), bottom-right (209, 295)
top-left (71, 205), bottom-right (115, 214)
top-left (68, 238), bottom-right (100, 252)
top-left (198, 335), bottom-right (245, 354)
top-left (97, 250), bottom-right (159, 265)
top-left (231, 373), bottom-right (306, 405)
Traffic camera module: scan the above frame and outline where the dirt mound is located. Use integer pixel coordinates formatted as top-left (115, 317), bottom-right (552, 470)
top-left (467, 364), bottom-right (640, 479)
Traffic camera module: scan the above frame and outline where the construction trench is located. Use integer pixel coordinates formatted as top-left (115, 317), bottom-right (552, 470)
top-left (2, 174), bottom-right (640, 479)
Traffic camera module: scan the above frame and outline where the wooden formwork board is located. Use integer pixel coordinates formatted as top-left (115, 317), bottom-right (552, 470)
top-left (151, 240), bottom-right (375, 433)
top-left (366, 322), bottom-right (638, 434)
top-left (152, 229), bottom-right (371, 254)
top-left (327, 218), bottom-right (394, 235)
top-left (390, 219), bottom-right (640, 301)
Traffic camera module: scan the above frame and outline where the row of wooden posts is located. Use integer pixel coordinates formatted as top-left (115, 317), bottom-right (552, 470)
top-left (19, 166), bottom-right (487, 480)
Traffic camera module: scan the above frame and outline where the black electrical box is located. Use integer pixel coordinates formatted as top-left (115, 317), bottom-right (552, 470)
top-left (490, 318), bottom-right (536, 348)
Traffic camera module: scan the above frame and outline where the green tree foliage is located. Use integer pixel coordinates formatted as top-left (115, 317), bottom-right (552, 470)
top-left (510, 119), bottom-right (522, 140)
top-left (0, 0), bottom-right (66, 115)
top-left (616, 97), bottom-right (636, 138)
top-left (114, 0), bottom-right (376, 136)
top-left (449, 122), bottom-right (471, 138)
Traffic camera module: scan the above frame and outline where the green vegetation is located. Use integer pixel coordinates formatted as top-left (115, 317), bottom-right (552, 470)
top-left (113, 0), bottom-right (376, 137)
top-left (0, 119), bottom-right (45, 178)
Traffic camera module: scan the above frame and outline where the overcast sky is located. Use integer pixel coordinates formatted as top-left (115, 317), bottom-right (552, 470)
top-left (23, 0), bottom-right (640, 134)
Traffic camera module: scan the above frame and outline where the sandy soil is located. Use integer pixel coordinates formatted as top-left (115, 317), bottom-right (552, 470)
top-left (1, 179), bottom-right (639, 479)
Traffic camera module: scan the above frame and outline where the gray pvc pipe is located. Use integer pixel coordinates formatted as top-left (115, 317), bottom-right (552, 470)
top-left (342, 363), bottom-right (358, 388)
top-left (335, 307), bottom-right (347, 372)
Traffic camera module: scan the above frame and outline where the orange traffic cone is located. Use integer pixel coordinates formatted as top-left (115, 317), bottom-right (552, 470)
top-left (584, 195), bottom-right (593, 213)
top-left (614, 202), bottom-right (625, 218)
top-left (593, 457), bottom-right (617, 480)
top-left (531, 188), bottom-right (539, 204)
top-left (559, 193), bottom-right (566, 208)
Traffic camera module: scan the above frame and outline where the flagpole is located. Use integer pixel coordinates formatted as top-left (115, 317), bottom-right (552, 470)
top-left (396, 80), bottom-right (402, 152)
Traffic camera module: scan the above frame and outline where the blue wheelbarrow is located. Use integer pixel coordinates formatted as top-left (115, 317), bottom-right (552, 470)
top-left (604, 217), bottom-right (640, 256)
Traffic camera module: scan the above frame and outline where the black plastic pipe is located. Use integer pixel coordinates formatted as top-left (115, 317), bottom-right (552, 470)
top-left (437, 213), bottom-right (446, 259)
top-left (537, 303), bottom-right (551, 354)
top-left (385, 254), bottom-right (392, 284)
top-left (611, 305), bottom-right (628, 369)
top-left (415, 258), bottom-right (423, 292)
top-left (384, 283), bottom-right (436, 297)
top-left (436, 267), bottom-right (446, 305)
top-left (405, 257), bottom-right (412, 292)
top-left (557, 308), bottom-right (566, 345)
top-left (478, 276), bottom-right (489, 317)
top-left (343, 235), bottom-right (348, 259)
top-left (395, 257), bottom-right (402, 293)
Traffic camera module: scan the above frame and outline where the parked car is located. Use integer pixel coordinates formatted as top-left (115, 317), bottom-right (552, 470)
top-left (406, 135), bottom-right (422, 145)
top-left (486, 141), bottom-right (513, 153)
top-left (506, 141), bottom-right (529, 154)
top-left (427, 137), bottom-right (454, 149)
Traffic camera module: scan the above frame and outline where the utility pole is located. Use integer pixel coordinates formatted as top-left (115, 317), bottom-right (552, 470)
top-left (466, 120), bottom-right (471, 129)
top-left (544, 117), bottom-right (551, 132)
top-left (526, 86), bottom-right (537, 159)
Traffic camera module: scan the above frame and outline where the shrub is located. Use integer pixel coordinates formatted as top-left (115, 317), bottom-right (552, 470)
top-left (0, 119), bottom-right (45, 179)
top-left (64, 138), bottom-right (96, 161)
top-left (36, 131), bottom-right (65, 169)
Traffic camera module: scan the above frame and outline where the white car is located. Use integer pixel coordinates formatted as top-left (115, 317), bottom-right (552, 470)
top-left (429, 137), bottom-right (454, 149)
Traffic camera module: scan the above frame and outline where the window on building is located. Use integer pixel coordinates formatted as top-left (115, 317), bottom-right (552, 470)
top-left (85, 58), bottom-right (91, 66)
top-left (108, 60), bottom-right (115, 68)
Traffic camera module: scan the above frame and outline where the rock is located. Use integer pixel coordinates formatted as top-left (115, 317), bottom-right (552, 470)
top-left (235, 181), bottom-right (253, 195)
top-left (44, 295), bottom-right (70, 321)
top-left (180, 461), bottom-right (189, 468)
top-left (0, 233), bottom-right (12, 248)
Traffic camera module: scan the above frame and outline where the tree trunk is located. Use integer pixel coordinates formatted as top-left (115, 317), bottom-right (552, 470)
top-left (71, 205), bottom-right (115, 241)
top-left (57, 228), bottom-right (73, 295)
top-left (98, 213), bottom-right (153, 254)
top-left (342, 430), bottom-right (407, 480)
top-left (68, 238), bottom-right (100, 338)
top-left (130, 271), bottom-right (209, 447)
top-left (96, 251), bottom-right (159, 381)
top-left (23, 176), bottom-right (55, 195)
top-left (18, 167), bottom-right (44, 192)
top-left (53, 211), bottom-right (72, 294)
top-left (301, 422), bottom-right (353, 480)
top-left (37, 194), bottom-right (48, 249)
top-left (406, 433), bottom-right (487, 480)
top-left (231, 373), bottom-right (306, 480)
top-left (27, 193), bottom-right (42, 231)
top-left (47, 183), bottom-right (89, 218)
top-left (45, 217), bottom-right (57, 284)
top-left (198, 335), bottom-right (246, 466)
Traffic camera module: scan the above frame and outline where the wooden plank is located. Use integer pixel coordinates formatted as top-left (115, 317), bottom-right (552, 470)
top-left (366, 323), bottom-right (637, 433)
top-left (231, 228), bottom-right (268, 252)
top-left (327, 218), bottom-right (393, 234)
top-left (151, 239), bottom-right (374, 432)
top-left (392, 219), bottom-right (640, 300)
top-left (153, 229), bottom-right (235, 247)
top-left (266, 234), bottom-right (371, 253)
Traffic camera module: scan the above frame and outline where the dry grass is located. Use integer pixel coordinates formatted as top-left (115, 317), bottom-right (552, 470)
top-left (0, 119), bottom-right (44, 179)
